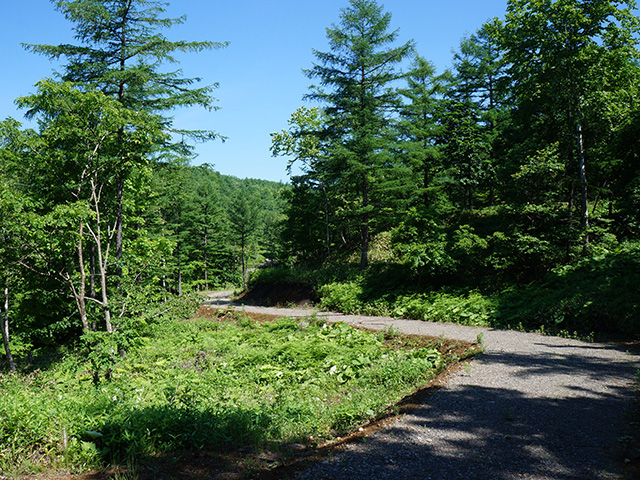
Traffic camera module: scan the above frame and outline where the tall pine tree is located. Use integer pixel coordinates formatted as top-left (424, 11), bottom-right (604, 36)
top-left (305, 0), bottom-right (414, 269)
top-left (25, 0), bottom-right (227, 279)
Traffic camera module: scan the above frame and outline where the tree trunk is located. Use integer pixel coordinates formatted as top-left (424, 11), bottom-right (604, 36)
top-left (241, 234), bottom-right (247, 288)
top-left (565, 180), bottom-right (575, 258)
top-left (576, 123), bottom-right (589, 249)
top-left (90, 180), bottom-right (113, 333)
top-left (2, 285), bottom-right (16, 372)
top-left (161, 257), bottom-right (167, 302)
top-left (177, 242), bottom-right (183, 296)
top-left (114, 176), bottom-right (124, 284)
top-left (203, 227), bottom-right (208, 291)
top-left (97, 239), bottom-right (113, 334)
top-left (360, 176), bottom-right (369, 271)
top-left (76, 223), bottom-right (90, 332)
top-left (90, 242), bottom-right (97, 331)
top-left (177, 211), bottom-right (182, 296)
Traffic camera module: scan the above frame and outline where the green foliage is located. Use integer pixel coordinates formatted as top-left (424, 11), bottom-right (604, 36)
top-left (276, 1), bottom-right (640, 340)
top-left (302, 0), bottom-right (416, 269)
top-left (495, 242), bottom-right (640, 336)
top-left (0, 313), bottom-right (455, 474)
top-left (248, 266), bottom-right (313, 287)
top-left (392, 291), bottom-right (494, 326)
top-left (27, 0), bottom-right (228, 155)
top-left (318, 282), bottom-right (364, 314)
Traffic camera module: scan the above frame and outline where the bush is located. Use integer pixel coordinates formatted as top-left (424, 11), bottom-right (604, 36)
top-left (318, 282), bottom-right (364, 313)
top-left (393, 291), bottom-right (493, 326)
top-left (494, 243), bottom-right (640, 337)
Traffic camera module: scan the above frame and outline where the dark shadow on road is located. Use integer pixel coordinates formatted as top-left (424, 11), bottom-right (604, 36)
top-left (284, 346), bottom-right (638, 480)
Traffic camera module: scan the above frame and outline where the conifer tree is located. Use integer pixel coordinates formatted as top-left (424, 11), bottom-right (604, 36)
top-left (305, 0), bottom-right (414, 269)
top-left (398, 56), bottom-right (451, 211)
top-left (25, 0), bottom-right (227, 278)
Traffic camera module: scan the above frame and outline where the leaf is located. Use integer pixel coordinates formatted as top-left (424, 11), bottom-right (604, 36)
top-left (84, 430), bottom-right (103, 440)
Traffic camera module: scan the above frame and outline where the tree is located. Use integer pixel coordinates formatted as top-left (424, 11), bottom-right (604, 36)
top-left (271, 106), bottom-right (333, 263)
top-left (397, 56), bottom-right (451, 211)
top-left (440, 99), bottom-right (491, 211)
top-left (181, 166), bottom-right (229, 291)
top-left (449, 20), bottom-right (507, 207)
top-left (452, 20), bottom-right (506, 115)
top-left (229, 188), bottom-right (259, 288)
top-left (499, 0), bottom-right (640, 249)
top-left (25, 0), bottom-right (227, 280)
top-left (0, 174), bottom-right (21, 371)
top-left (305, 0), bottom-right (414, 269)
top-left (2, 81), bottom-right (163, 335)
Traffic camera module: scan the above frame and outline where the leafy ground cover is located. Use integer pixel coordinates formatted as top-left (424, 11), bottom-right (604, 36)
top-left (0, 308), bottom-right (478, 479)
top-left (249, 242), bottom-right (640, 339)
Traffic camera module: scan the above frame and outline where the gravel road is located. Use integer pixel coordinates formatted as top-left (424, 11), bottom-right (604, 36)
top-left (206, 292), bottom-right (640, 479)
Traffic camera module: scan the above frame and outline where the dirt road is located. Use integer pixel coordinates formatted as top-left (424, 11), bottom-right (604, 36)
top-left (205, 291), bottom-right (640, 479)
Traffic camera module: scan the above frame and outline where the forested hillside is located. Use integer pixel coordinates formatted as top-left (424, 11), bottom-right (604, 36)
top-left (267, 0), bottom-right (640, 338)
top-left (2, 0), bottom-right (640, 372)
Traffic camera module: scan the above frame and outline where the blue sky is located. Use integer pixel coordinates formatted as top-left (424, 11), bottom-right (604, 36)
top-left (0, 1), bottom-right (509, 183)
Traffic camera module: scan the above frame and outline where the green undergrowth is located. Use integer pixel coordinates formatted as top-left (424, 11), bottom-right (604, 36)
top-left (251, 243), bottom-right (640, 338)
top-left (0, 310), bottom-right (474, 476)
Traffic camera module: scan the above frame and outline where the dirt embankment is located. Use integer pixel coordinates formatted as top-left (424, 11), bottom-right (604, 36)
top-left (235, 283), bottom-right (318, 307)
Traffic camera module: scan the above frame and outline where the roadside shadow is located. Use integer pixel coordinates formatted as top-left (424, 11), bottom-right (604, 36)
top-left (287, 348), bottom-right (638, 480)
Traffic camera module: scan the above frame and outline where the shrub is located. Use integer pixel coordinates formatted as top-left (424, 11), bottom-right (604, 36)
top-left (317, 282), bottom-right (363, 313)
top-left (393, 291), bottom-right (493, 326)
top-left (494, 243), bottom-right (640, 336)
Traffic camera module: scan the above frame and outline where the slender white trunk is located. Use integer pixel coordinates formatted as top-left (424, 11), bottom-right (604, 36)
top-left (76, 223), bottom-right (90, 332)
top-left (162, 258), bottom-right (167, 302)
top-left (2, 285), bottom-right (16, 372)
top-left (90, 179), bottom-right (113, 333)
top-left (576, 123), bottom-right (589, 249)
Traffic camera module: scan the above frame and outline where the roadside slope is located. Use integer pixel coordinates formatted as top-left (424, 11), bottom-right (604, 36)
top-left (206, 292), bottom-right (639, 479)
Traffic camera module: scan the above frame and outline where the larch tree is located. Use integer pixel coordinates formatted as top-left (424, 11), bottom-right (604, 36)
top-left (305, 0), bottom-right (414, 270)
top-left (397, 56), bottom-right (451, 211)
top-left (229, 187), bottom-right (259, 288)
top-left (449, 20), bottom-right (507, 207)
top-left (24, 0), bottom-right (227, 281)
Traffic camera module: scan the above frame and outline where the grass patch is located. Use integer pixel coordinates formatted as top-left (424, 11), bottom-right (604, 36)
top-left (0, 309), bottom-right (476, 478)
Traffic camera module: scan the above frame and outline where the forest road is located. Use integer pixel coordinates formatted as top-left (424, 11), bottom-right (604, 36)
top-left (205, 291), bottom-right (640, 480)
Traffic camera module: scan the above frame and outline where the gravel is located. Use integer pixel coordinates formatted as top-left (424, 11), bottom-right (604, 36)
top-left (206, 292), bottom-right (640, 479)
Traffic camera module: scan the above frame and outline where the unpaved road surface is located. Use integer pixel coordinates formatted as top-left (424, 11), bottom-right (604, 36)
top-left (206, 291), bottom-right (640, 479)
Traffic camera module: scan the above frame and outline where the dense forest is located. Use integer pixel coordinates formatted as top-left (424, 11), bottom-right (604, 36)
top-left (2, 0), bottom-right (640, 375)
top-left (0, 0), bottom-right (287, 368)
top-left (267, 0), bottom-right (640, 339)
top-left (2, 0), bottom-right (640, 476)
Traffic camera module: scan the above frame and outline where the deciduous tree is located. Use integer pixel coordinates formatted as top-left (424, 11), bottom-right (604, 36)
top-left (499, 0), bottom-right (640, 248)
